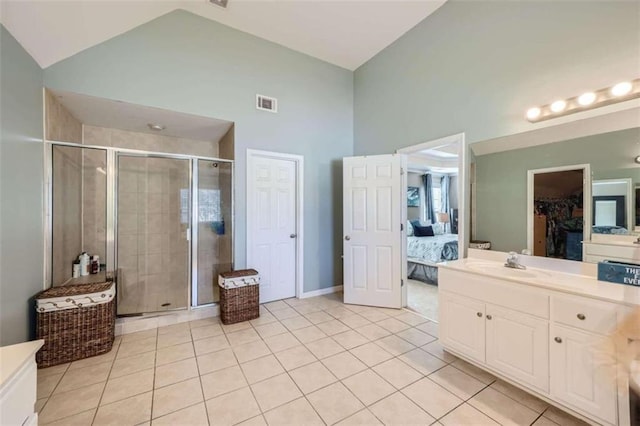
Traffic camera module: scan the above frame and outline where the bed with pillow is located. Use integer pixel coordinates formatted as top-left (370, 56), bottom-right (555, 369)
top-left (408, 220), bottom-right (459, 263)
top-left (407, 220), bottom-right (458, 285)
top-left (592, 225), bottom-right (629, 235)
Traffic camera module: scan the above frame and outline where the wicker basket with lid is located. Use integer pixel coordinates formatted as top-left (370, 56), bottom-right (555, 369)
top-left (218, 269), bottom-right (260, 325)
top-left (35, 281), bottom-right (115, 368)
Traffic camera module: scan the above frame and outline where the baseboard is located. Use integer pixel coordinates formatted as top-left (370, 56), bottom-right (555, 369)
top-left (115, 305), bottom-right (219, 336)
top-left (300, 285), bottom-right (343, 299)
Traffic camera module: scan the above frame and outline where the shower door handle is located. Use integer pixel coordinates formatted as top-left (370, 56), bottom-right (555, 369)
top-left (186, 228), bottom-right (190, 241)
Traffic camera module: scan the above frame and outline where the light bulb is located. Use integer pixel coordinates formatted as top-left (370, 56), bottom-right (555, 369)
top-left (611, 82), bottom-right (632, 97)
top-left (526, 107), bottom-right (541, 121)
top-left (577, 92), bottom-right (596, 106)
top-left (550, 100), bottom-right (567, 113)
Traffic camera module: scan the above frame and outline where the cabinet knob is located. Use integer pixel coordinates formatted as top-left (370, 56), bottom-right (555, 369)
top-left (554, 337), bottom-right (562, 343)
top-left (344, 236), bottom-right (351, 241)
top-left (577, 313), bottom-right (586, 320)
top-left (476, 312), bottom-right (483, 317)
top-left (486, 314), bottom-right (492, 320)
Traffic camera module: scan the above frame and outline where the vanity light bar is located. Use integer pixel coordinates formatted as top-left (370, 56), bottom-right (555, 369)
top-left (526, 78), bottom-right (640, 123)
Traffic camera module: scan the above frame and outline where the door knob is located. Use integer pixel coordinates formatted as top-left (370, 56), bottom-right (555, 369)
top-left (345, 236), bottom-right (351, 241)
top-left (554, 337), bottom-right (562, 343)
top-left (290, 234), bottom-right (297, 238)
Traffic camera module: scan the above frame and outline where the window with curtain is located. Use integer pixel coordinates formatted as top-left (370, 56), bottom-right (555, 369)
top-left (441, 174), bottom-right (450, 214)
top-left (432, 187), bottom-right (442, 213)
top-left (423, 173), bottom-right (435, 223)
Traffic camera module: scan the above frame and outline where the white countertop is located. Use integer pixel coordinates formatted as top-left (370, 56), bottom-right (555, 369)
top-left (0, 340), bottom-right (44, 387)
top-left (439, 258), bottom-right (640, 307)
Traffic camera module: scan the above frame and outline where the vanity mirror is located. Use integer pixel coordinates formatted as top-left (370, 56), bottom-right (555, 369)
top-left (470, 108), bottom-right (640, 263)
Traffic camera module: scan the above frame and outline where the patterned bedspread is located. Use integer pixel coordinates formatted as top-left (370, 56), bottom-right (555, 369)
top-left (407, 234), bottom-right (459, 264)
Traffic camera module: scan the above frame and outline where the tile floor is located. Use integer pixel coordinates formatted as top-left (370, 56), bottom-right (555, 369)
top-left (406, 279), bottom-right (439, 322)
top-left (36, 293), bottom-right (588, 426)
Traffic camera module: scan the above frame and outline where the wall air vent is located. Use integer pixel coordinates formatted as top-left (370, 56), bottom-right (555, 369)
top-left (209, 0), bottom-right (228, 8)
top-left (256, 94), bottom-right (278, 113)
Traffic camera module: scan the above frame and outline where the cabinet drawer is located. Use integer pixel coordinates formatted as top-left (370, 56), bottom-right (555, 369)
top-left (551, 295), bottom-right (618, 335)
top-left (440, 269), bottom-right (549, 319)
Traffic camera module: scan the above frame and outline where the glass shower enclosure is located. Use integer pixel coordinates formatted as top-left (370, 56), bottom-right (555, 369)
top-left (48, 143), bottom-right (233, 315)
top-left (116, 155), bottom-right (191, 314)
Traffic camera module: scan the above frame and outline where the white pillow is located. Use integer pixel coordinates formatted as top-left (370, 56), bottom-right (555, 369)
top-left (432, 222), bottom-right (445, 235)
top-left (407, 220), bottom-right (414, 236)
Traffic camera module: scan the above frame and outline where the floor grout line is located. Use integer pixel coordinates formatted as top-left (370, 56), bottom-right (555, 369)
top-left (189, 324), bottom-right (211, 426)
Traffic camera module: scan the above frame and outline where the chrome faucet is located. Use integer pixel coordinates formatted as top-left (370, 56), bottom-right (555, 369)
top-left (505, 252), bottom-right (527, 270)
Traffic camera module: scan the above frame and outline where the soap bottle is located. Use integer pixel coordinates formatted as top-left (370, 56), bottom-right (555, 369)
top-left (79, 252), bottom-right (90, 276)
top-left (91, 256), bottom-right (99, 274)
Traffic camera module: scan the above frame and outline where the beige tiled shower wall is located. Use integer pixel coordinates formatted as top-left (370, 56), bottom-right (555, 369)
top-left (117, 157), bottom-right (191, 314)
top-left (52, 146), bottom-right (82, 285)
top-left (45, 91), bottom-right (82, 143)
top-left (83, 126), bottom-right (218, 158)
top-left (82, 149), bottom-right (107, 264)
top-left (218, 125), bottom-right (235, 160)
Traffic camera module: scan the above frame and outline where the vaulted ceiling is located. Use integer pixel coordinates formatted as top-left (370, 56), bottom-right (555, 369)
top-left (0, 0), bottom-right (446, 70)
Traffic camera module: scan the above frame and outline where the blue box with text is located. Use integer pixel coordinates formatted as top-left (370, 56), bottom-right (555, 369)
top-left (597, 260), bottom-right (640, 286)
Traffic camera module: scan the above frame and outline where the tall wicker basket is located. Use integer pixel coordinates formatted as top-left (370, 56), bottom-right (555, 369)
top-left (35, 281), bottom-right (116, 368)
top-left (218, 269), bottom-right (260, 325)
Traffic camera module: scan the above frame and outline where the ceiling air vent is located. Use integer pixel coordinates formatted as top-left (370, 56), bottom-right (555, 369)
top-left (256, 94), bottom-right (278, 113)
top-left (209, 0), bottom-right (228, 8)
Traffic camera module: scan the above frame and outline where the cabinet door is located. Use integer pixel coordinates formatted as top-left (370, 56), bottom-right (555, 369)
top-left (550, 324), bottom-right (617, 425)
top-left (485, 304), bottom-right (549, 393)
top-left (440, 291), bottom-right (485, 363)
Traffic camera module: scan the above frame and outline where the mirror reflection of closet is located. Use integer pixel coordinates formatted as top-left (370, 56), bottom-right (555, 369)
top-left (531, 168), bottom-right (585, 261)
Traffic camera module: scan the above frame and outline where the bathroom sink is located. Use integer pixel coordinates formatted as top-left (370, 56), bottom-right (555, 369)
top-left (464, 261), bottom-right (551, 279)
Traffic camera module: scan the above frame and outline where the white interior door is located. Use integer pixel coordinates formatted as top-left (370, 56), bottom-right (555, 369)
top-left (247, 153), bottom-right (298, 303)
top-left (343, 154), bottom-right (404, 308)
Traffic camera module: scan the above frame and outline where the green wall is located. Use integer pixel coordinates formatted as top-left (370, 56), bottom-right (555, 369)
top-left (43, 10), bottom-right (354, 293)
top-left (475, 128), bottom-right (640, 252)
top-left (0, 26), bottom-right (44, 345)
top-left (354, 1), bottom-right (640, 154)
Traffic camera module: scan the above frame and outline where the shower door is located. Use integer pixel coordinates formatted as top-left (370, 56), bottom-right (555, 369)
top-left (116, 155), bottom-right (191, 315)
top-left (195, 160), bottom-right (233, 305)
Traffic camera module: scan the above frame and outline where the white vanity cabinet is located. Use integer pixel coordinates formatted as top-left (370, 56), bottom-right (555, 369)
top-left (0, 340), bottom-right (44, 426)
top-left (548, 294), bottom-right (620, 425)
top-left (550, 324), bottom-right (617, 425)
top-left (485, 304), bottom-right (549, 393)
top-left (439, 292), bottom-right (485, 363)
top-left (440, 291), bottom-right (550, 392)
top-left (439, 267), bottom-right (631, 426)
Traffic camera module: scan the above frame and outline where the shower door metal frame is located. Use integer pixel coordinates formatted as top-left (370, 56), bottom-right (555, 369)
top-left (115, 151), bottom-right (194, 314)
top-left (44, 139), bottom-right (234, 312)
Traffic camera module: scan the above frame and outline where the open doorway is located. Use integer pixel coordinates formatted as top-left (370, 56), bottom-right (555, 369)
top-left (527, 165), bottom-right (590, 261)
top-left (398, 135), bottom-right (465, 321)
